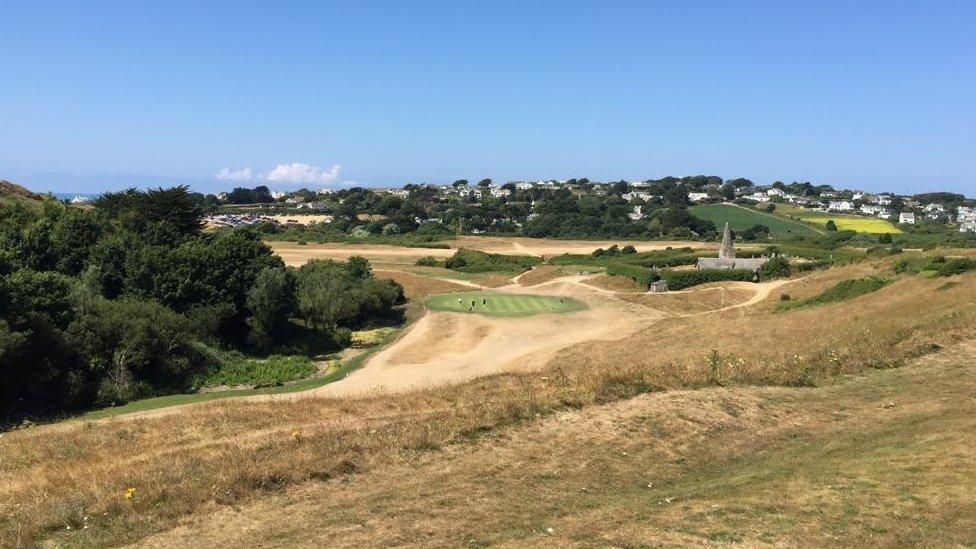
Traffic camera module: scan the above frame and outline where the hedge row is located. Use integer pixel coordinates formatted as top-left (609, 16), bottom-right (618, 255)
top-left (605, 263), bottom-right (657, 288)
top-left (659, 268), bottom-right (755, 290)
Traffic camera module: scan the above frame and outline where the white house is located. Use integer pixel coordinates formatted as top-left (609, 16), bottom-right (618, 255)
top-left (628, 205), bottom-right (645, 221)
top-left (766, 187), bottom-right (786, 197)
top-left (876, 194), bottom-right (894, 206)
top-left (898, 212), bottom-right (916, 225)
top-left (828, 200), bottom-right (855, 212)
top-left (744, 192), bottom-right (770, 203)
top-left (961, 220), bottom-right (976, 234)
top-left (688, 192), bottom-right (709, 202)
top-left (489, 187), bottom-right (511, 198)
top-left (924, 203), bottom-right (946, 213)
top-left (622, 191), bottom-right (655, 201)
top-left (515, 181), bottom-right (535, 191)
top-left (957, 206), bottom-right (976, 223)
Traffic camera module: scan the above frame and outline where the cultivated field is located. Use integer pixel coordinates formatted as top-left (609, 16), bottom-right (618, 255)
top-left (776, 204), bottom-right (902, 234)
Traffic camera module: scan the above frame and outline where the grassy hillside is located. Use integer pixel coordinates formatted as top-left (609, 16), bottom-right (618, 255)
top-left (691, 203), bottom-right (819, 237)
top-left (4, 255), bottom-right (976, 546)
top-left (0, 179), bottom-right (45, 207)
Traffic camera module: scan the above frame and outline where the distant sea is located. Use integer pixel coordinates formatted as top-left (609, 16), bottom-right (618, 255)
top-left (53, 192), bottom-right (103, 201)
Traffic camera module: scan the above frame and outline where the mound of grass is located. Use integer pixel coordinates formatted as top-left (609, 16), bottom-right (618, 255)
top-left (444, 248), bottom-right (540, 274)
top-left (893, 255), bottom-right (976, 277)
top-left (691, 203), bottom-right (819, 237)
top-left (194, 346), bottom-right (316, 388)
top-left (426, 291), bottom-right (586, 316)
top-left (780, 277), bottom-right (890, 310)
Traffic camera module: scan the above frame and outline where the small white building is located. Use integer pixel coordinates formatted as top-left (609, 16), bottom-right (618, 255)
top-left (688, 192), bottom-right (709, 202)
top-left (899, 212), bottom-right (916, 225)
top-left (828, 200), bottom-right (855, 212)
top-left (924, 203), bottom-right (945, 213)
top-left (628, 205), bottom-right (644, 221)
top-left (744, 192), bottom-right (771, 203)
top-left (961, 220), bottom-right (976, 234)
top-left (766, 187), bottom-right (786, 197)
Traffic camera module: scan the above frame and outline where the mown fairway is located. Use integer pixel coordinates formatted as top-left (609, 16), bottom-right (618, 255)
top-left (426, 291), bottom-right (586, 316)
top-left (690, 203), bottom-right (819, 237)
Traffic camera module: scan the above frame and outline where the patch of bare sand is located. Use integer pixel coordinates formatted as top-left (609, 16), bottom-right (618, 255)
top-left (305, 281), bottom-right (664, 398)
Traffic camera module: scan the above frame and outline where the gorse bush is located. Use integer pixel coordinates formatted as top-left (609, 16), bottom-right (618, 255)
top-left (780, 276), bottom-right (890, 310)
top-left (443, 248), bottom-right (539, 273)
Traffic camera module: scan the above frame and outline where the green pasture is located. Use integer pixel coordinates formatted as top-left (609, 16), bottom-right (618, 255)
top-left (426, 291), bottom-right (586, 317)
top-left (690, 203), bottom-right (819, 237)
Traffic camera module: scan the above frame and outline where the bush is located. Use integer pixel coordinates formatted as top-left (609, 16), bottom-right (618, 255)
top-left (758, 257), bottom-right (791, 280)
top-left (443, 248), bottom-right (539, 273)
top-left (621, 245), bottom-right (637, 254)
top-left (415, 256), bottom-right (439, 267)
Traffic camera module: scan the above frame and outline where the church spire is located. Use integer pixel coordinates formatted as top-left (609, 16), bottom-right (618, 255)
top-left (719, 222), bottom-right (735, 259)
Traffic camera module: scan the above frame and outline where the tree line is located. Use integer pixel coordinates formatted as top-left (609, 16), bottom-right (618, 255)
top-left (0, 186), bottom-right (402, 422)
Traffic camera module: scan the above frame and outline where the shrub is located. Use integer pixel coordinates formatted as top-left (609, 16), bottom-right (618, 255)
top-left (415, 256), bottom-right (439, 267)
top-left (758, 257), bottom-right (791, 280)
top-left (621, 245), bottom-right (637, 254)
top-left (443, 248), bottom-right (539, 273)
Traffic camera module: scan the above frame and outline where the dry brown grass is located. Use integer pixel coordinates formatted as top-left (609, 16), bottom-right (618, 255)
top-left (582, 273), bottom-right (645, 293)
top-left (515, 265), bottom-right (564, 286)
top-left (621, 284), bottom-right (756, 314)
top-left (3, 256), bottom-right (976, 546)
top-left (372, 270), bottom-right (470, 300)
top-left (133, 340), bottom-right (976, 547)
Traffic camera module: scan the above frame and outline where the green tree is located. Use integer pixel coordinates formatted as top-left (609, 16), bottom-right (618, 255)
top-left (825, 219), bottom-right (838, 231)
top-left (245, 267), bottom-right (296, 349)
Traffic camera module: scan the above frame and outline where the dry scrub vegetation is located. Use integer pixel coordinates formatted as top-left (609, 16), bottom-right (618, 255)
top-left (372, 270), bottom-right (469, 300)
top-left (582, 273), bottom-right (646, 293)
top-left (2, 255), bottom-right (976, 546)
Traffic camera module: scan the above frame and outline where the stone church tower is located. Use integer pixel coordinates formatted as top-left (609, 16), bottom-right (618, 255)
top-left (719, 222), bottom-right (735, 259)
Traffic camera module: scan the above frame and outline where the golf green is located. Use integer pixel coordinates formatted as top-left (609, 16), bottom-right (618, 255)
top-left (426, 291), bottom-right (586, 317)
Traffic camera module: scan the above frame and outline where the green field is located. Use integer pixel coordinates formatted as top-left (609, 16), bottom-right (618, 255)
top-left (426, 291), bottom-right (586, 317)
top-left (776, 204), bottom-right (902, 234)
top-left (691, 203), bottom-right (819, 237)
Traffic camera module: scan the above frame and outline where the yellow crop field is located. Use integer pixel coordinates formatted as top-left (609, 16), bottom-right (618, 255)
top-left (775, 204), bottom-right (902, 234)
top-left (800, 215), bottom-right (901, 234)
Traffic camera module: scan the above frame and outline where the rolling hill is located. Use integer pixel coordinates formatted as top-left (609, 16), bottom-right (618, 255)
top-left (690, 203), bottom-right (820, 237)
top-left (0, 179), bottom-right (44, 204)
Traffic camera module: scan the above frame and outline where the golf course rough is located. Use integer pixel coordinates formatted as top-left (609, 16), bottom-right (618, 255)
top-left (426, 291), bottom-right (587, 317)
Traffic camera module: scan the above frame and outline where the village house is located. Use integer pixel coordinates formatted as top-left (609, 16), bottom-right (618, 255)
top-left (688, 192), bottom-right (709, 202)
top-left (828, 200), bottom-right (855, 212)
top-left (899, 212), bottom-right (916, 224)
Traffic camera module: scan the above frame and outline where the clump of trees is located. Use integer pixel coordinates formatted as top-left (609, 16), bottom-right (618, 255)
top-left (0, 187), bottom-right (402, 422)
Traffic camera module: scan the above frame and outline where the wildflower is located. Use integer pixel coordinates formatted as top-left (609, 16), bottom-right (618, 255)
top-left (291, 429), bottom-right (301, 441)
top-left (124, 487), bottom-right (136, 501)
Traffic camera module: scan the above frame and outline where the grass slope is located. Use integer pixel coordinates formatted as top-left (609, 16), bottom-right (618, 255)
top-left (426, 291), bottom-right (586, 316)
top-left (691, 203), bottom-right (819, 237)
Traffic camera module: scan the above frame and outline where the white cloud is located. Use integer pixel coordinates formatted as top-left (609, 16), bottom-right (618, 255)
top-left (265, 163), bottom-right (342, 185)
top-left (214, 167), bottom-right (254, 181)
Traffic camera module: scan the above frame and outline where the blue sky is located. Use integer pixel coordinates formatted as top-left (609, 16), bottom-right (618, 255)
top-left (1, 1), bottom-right (973, 195)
